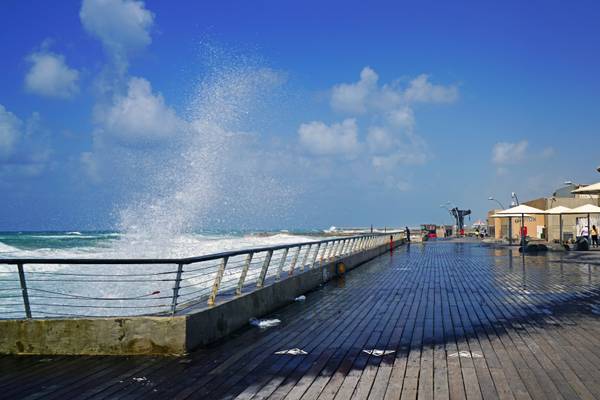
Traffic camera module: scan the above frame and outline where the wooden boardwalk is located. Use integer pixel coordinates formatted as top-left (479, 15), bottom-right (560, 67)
top-left (2, 241), bottom-right (600, 399)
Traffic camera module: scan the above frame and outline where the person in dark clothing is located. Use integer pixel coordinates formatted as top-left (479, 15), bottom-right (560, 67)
top-left (592, 225), bottom-right (599, 248)
top-left (405, 226), bottom-right (410, 242)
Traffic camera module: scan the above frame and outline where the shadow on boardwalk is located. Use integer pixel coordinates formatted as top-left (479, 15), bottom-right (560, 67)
top-left (2, 241), bottom-right (600, 399)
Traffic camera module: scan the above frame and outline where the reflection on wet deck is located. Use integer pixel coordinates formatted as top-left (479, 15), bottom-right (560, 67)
top-left (2, 241), bottom-right (600, 399)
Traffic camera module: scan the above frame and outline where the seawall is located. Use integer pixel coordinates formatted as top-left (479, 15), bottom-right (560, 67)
top-left (0, 238), bottom-right (405, 355)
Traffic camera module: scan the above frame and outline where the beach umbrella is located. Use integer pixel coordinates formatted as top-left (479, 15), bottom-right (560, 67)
top-left (497, 205), bottom-right (546, 246)
top-left (545, 206), bottom-right (572, 244)
top-left (562, 204), bottom-right (600, 240)
top-left (490, 212), bottom-right (534, 245)
top-left (571, 182), bottom-right (600, 195)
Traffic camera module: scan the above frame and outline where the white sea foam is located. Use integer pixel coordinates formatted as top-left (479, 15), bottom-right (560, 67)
top-left (0, 242), bottom-right (19, 253)
top-left (0, 232), bottom-right (322, 259)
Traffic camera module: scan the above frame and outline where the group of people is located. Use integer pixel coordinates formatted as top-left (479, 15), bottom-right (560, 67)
top-left (582, 225), bottom-right (600, 247)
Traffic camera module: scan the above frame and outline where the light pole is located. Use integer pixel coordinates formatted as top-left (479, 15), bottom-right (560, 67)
top-left (511, 192), bottom-right (520, 206)
top-left (488, 197), bottom-right (505, 210)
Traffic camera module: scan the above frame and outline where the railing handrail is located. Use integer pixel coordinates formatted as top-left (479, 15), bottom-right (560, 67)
top-left (0, 231), bottom-right (405, 319)
top-left (0, 231), bottom-right (402, 266)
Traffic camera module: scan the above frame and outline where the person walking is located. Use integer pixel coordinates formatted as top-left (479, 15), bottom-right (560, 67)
top-left (592, 225), bottom-right (599, 248)
top-left (405, 226), bottom-right (410, 242)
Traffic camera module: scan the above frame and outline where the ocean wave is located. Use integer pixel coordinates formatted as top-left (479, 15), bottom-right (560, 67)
top-left (0, 242), bottom-right (19, 253)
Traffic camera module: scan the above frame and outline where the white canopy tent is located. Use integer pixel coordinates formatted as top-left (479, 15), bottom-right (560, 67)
top-left (496, 205), bottom-right (546, 245)
top-left (490, 213), bottom-right (533, 245)
top-left (562, 204), bottom-right (600, 240)
top-left (545, 206), bottom-right (572, 244)
top-left (571, 182), bottom-right (600, 195)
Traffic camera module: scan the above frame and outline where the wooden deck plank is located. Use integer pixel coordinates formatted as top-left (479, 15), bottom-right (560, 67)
top-left (3, 241), bottom-right (600, 399)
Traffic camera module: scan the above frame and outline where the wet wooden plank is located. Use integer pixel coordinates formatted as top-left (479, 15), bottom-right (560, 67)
top-left (3, 242), bottom-right (600, 399)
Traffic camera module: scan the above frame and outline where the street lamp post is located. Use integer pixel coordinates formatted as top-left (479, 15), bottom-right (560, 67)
top-left (511, 192), bottom-right (520, 206)
top-left (488, 197), bottom-right (505, 210)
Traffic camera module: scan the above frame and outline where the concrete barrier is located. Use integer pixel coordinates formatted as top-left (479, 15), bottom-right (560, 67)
top-left (0, 239), bottom-right (404, 355)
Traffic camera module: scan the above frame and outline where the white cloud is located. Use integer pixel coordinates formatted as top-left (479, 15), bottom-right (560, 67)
top-left (25, 50), bottom-right (79, 99)
top-left (100, 77), bottom-right (181, 143)
top-left (330, 67), bottom-right (378, 114)
top-left (403, 74), bottom-right (458, 103)
top-left (297, 67), bottom-right (455, 191)
top-left (369, 128), bottom-right (429, 168)
top-left (80, 151), bottom-right (101, 182)
top-left (386, 107), bottom-right (415, 129)
top-left (0, 106), bottom-right (51, 178)
top-left (298, 118), bottom-right (360, 156)
top-left (541, 147), bottom-right (555, 158)
top-left (330, 67), bottom-right (458, 114)
top-left (80, 0), bottom-right (154, 68)
top-left (0, 105), bottom-right (22, 160)
top-left (366, 126), bottom-right (393, 153)
top-left (492, 140), bottom-right (528, 165)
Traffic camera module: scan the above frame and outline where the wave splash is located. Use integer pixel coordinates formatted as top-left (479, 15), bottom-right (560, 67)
top-left (115, 54), bottom-right (288, 248)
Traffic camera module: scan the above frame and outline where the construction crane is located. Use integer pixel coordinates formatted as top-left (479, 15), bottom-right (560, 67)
top-left (450, 207), bottom-right (471, 236)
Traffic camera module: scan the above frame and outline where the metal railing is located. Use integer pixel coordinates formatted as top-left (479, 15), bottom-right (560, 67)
top-left (0, 232), bottom-right (403, 319)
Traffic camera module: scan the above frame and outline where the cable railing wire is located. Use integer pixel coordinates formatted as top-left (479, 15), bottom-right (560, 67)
top-left (0, 231), bottom-right (404, 319)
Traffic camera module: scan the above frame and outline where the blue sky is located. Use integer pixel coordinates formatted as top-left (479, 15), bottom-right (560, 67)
top-left (0, 0), bottom-right (599, 231)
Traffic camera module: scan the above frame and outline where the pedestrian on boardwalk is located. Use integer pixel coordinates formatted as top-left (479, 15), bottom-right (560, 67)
top-left (405, 226), bottom-right (410, 242)
top-left (592, 225), bottom-right (599, 247)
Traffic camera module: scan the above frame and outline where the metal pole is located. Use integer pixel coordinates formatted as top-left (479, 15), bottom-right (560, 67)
top-left (319, 242), bottom-right (328, 265)
top-left (327, 241), bottom-right (335, 260)
top-left (300, 244), bottom-right (312, 271)
top-left (17, 263), bottom-right (32, 319)
top-left (339, 239), bottom-right (347, 256)
top-left (257, 250), bottom-right (273, 287)
top-left (236, 253), bottom-right (253, 295)
top-left (588, 213), bottom-right (591, 242)
top-left (310, 243), bottom-right (321, 268)
top-left (289, 246), bottom-right (301, 275)
top-left (520, 213), bottom-right (525, 248)
top-left (276, 248), bottom-right (289, 281)
top-left (171, 263), bottom-right (184, 314)
top-left (208, 256), bottom-right (229, 306)
top-left (559, 214), bottom-right (563, 245)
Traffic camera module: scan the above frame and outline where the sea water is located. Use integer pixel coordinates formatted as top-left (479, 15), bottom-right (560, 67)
top-left (0, 230), bottom-right (328, 318)
top-left (0, 50), bottom-right (322, 317)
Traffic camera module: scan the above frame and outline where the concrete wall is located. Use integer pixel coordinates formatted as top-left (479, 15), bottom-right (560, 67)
top-left (0, 316), bottom-right (187, 355)
top-left (0, 239), bottom-right (404, 356)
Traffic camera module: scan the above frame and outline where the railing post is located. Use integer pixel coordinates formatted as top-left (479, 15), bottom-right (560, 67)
top-left (329, 240), bottom-right (338, 260)
top-left (276, 248), bottom-right (289, 281)
top-left (355, 238), bottom-right (362, 251)
top-left (300, 244), bottom-right (312, 271)
top-left (311, 243), bottom-right (321, 268)
top-left (236, 253), bottom-right (253, 295)
top-left (208, 256), bottom-right (229, 306)
top-left (334, 240), bottom-right (343, 257)
top-left (341, 239), bottom-right (348, 255)
top-left (17, 263), bottom-right (32, 319)
top-left (171, 263), bottom-right (184, 314)
top-left (257, 250), bottom-right (273, 288)
top-left (320, 242), bottom-right (328, 265)
top-left (289, 246), bottom-right (301, 275)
